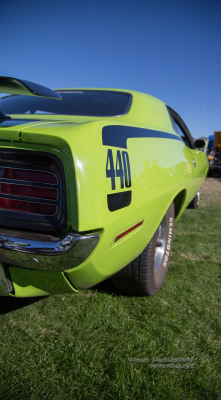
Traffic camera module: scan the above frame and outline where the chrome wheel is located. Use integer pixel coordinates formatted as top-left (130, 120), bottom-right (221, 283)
top-left (112, 202), bottom-right (174, 296)
top-left (154, 214), bottom-right (167, 273)
top-left (196, 191), bottom-right (200, 207)
top-left (187, 190), bottom-right (201, 209)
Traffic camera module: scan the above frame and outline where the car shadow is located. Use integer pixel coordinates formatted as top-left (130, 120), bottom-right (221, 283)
top-left (94, 279), bottom-right (118, 294)
top-left (0, 280), bottom-right (137, 312)
top-left (93, 279), bottom-right (136, 297)
top-left (0, 296), bottom-right (46, 315)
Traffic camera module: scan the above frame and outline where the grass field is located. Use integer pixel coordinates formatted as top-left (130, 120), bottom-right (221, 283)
top-left (0, 178), bottom-right (220, 400)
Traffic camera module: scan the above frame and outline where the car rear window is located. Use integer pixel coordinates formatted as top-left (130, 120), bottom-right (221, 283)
top-left (0, 90), bottom-right (132, 117)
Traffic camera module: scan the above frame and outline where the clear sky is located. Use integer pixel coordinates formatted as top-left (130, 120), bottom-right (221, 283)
top-left (1, 0), bottom-right (221, 138)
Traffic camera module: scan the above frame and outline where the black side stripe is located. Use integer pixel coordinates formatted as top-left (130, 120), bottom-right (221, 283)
top-left (102, 125), bottom-right (182, 149)
top-left (107, 191), bottom-right (131, 212)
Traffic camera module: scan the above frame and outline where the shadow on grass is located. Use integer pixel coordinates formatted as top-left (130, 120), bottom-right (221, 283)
top-left (0, 296), bottom-right (47, 315)
top-left (94, 279), bottom-right (119, 295)
top-left (93, 278), bottom-right (138, 297)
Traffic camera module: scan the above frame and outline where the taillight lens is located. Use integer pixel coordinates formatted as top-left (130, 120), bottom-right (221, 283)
top-left (0, 149), bottom-right (66, 233)
top-left (0, 182), bottom-right (57, 200)
top-left (0, 167), bottom-right (57, 184)
top-left (0, 168), bottom-right (57, 215)
top-left (0, 198), bottom-right (56, 215)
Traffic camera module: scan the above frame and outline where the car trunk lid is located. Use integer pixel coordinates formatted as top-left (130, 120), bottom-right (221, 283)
top-left (0, 118), bottom-right (58, 142)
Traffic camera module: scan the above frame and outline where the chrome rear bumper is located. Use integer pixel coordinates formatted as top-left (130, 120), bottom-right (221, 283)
top-left (0, 230), bottom-right (99, 272)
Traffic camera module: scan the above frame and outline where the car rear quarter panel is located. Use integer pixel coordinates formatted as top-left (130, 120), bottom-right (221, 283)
top-left (17, 118), bottom-right (208, 289)
top-left (63, 122), bottom-right (208, 289)
top-left (0, 93), bottom-right (208, 291)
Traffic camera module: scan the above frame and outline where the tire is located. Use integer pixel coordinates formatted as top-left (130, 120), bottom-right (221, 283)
top-left (187, 191), bottom-right (200, 209)
top-left (112, 202), bottom-right (174, 296)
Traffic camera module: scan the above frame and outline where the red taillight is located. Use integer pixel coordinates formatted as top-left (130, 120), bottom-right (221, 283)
top-left (0, 198), bottom-right (56, 215)
top-left (0, 167), bottom-right (58, 216)
top-left (0, 183), bottom-right (57, 200)
top-left (0, 149), bottom-right (66, 233)
top-left (0, 167), bottom-right (57, 184)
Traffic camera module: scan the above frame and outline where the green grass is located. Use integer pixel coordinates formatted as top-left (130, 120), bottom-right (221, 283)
top-left (0, 178), bottom-right (220, 400)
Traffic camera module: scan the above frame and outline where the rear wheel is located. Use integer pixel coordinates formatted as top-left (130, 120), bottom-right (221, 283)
top-left (112, 202), bottom-right (174, 296)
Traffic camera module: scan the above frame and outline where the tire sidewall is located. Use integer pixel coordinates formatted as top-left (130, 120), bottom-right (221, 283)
top-left (149, 203), bottom-right (174, 293)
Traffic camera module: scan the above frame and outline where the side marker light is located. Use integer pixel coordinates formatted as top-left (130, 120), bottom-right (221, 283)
top-left (114, 220), bottom-right (144, 243)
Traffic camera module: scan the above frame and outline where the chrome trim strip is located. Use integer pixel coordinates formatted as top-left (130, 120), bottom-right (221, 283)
top-left (0, 231), bottom-right (99, 271)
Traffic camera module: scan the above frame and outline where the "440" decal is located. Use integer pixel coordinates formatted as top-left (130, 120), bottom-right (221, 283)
top-left (106, 149), bottom-right (131, 190)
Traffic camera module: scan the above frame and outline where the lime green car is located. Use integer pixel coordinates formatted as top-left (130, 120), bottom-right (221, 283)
top-left (0, 77), bottom-right (208, 298)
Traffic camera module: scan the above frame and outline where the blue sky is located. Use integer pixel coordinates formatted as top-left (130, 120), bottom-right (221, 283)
top-left (1, 0), bottom-right (220, 138)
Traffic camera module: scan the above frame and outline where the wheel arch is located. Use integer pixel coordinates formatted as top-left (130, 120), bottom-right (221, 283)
top-left (173, 189), bottom-right (187, 220)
